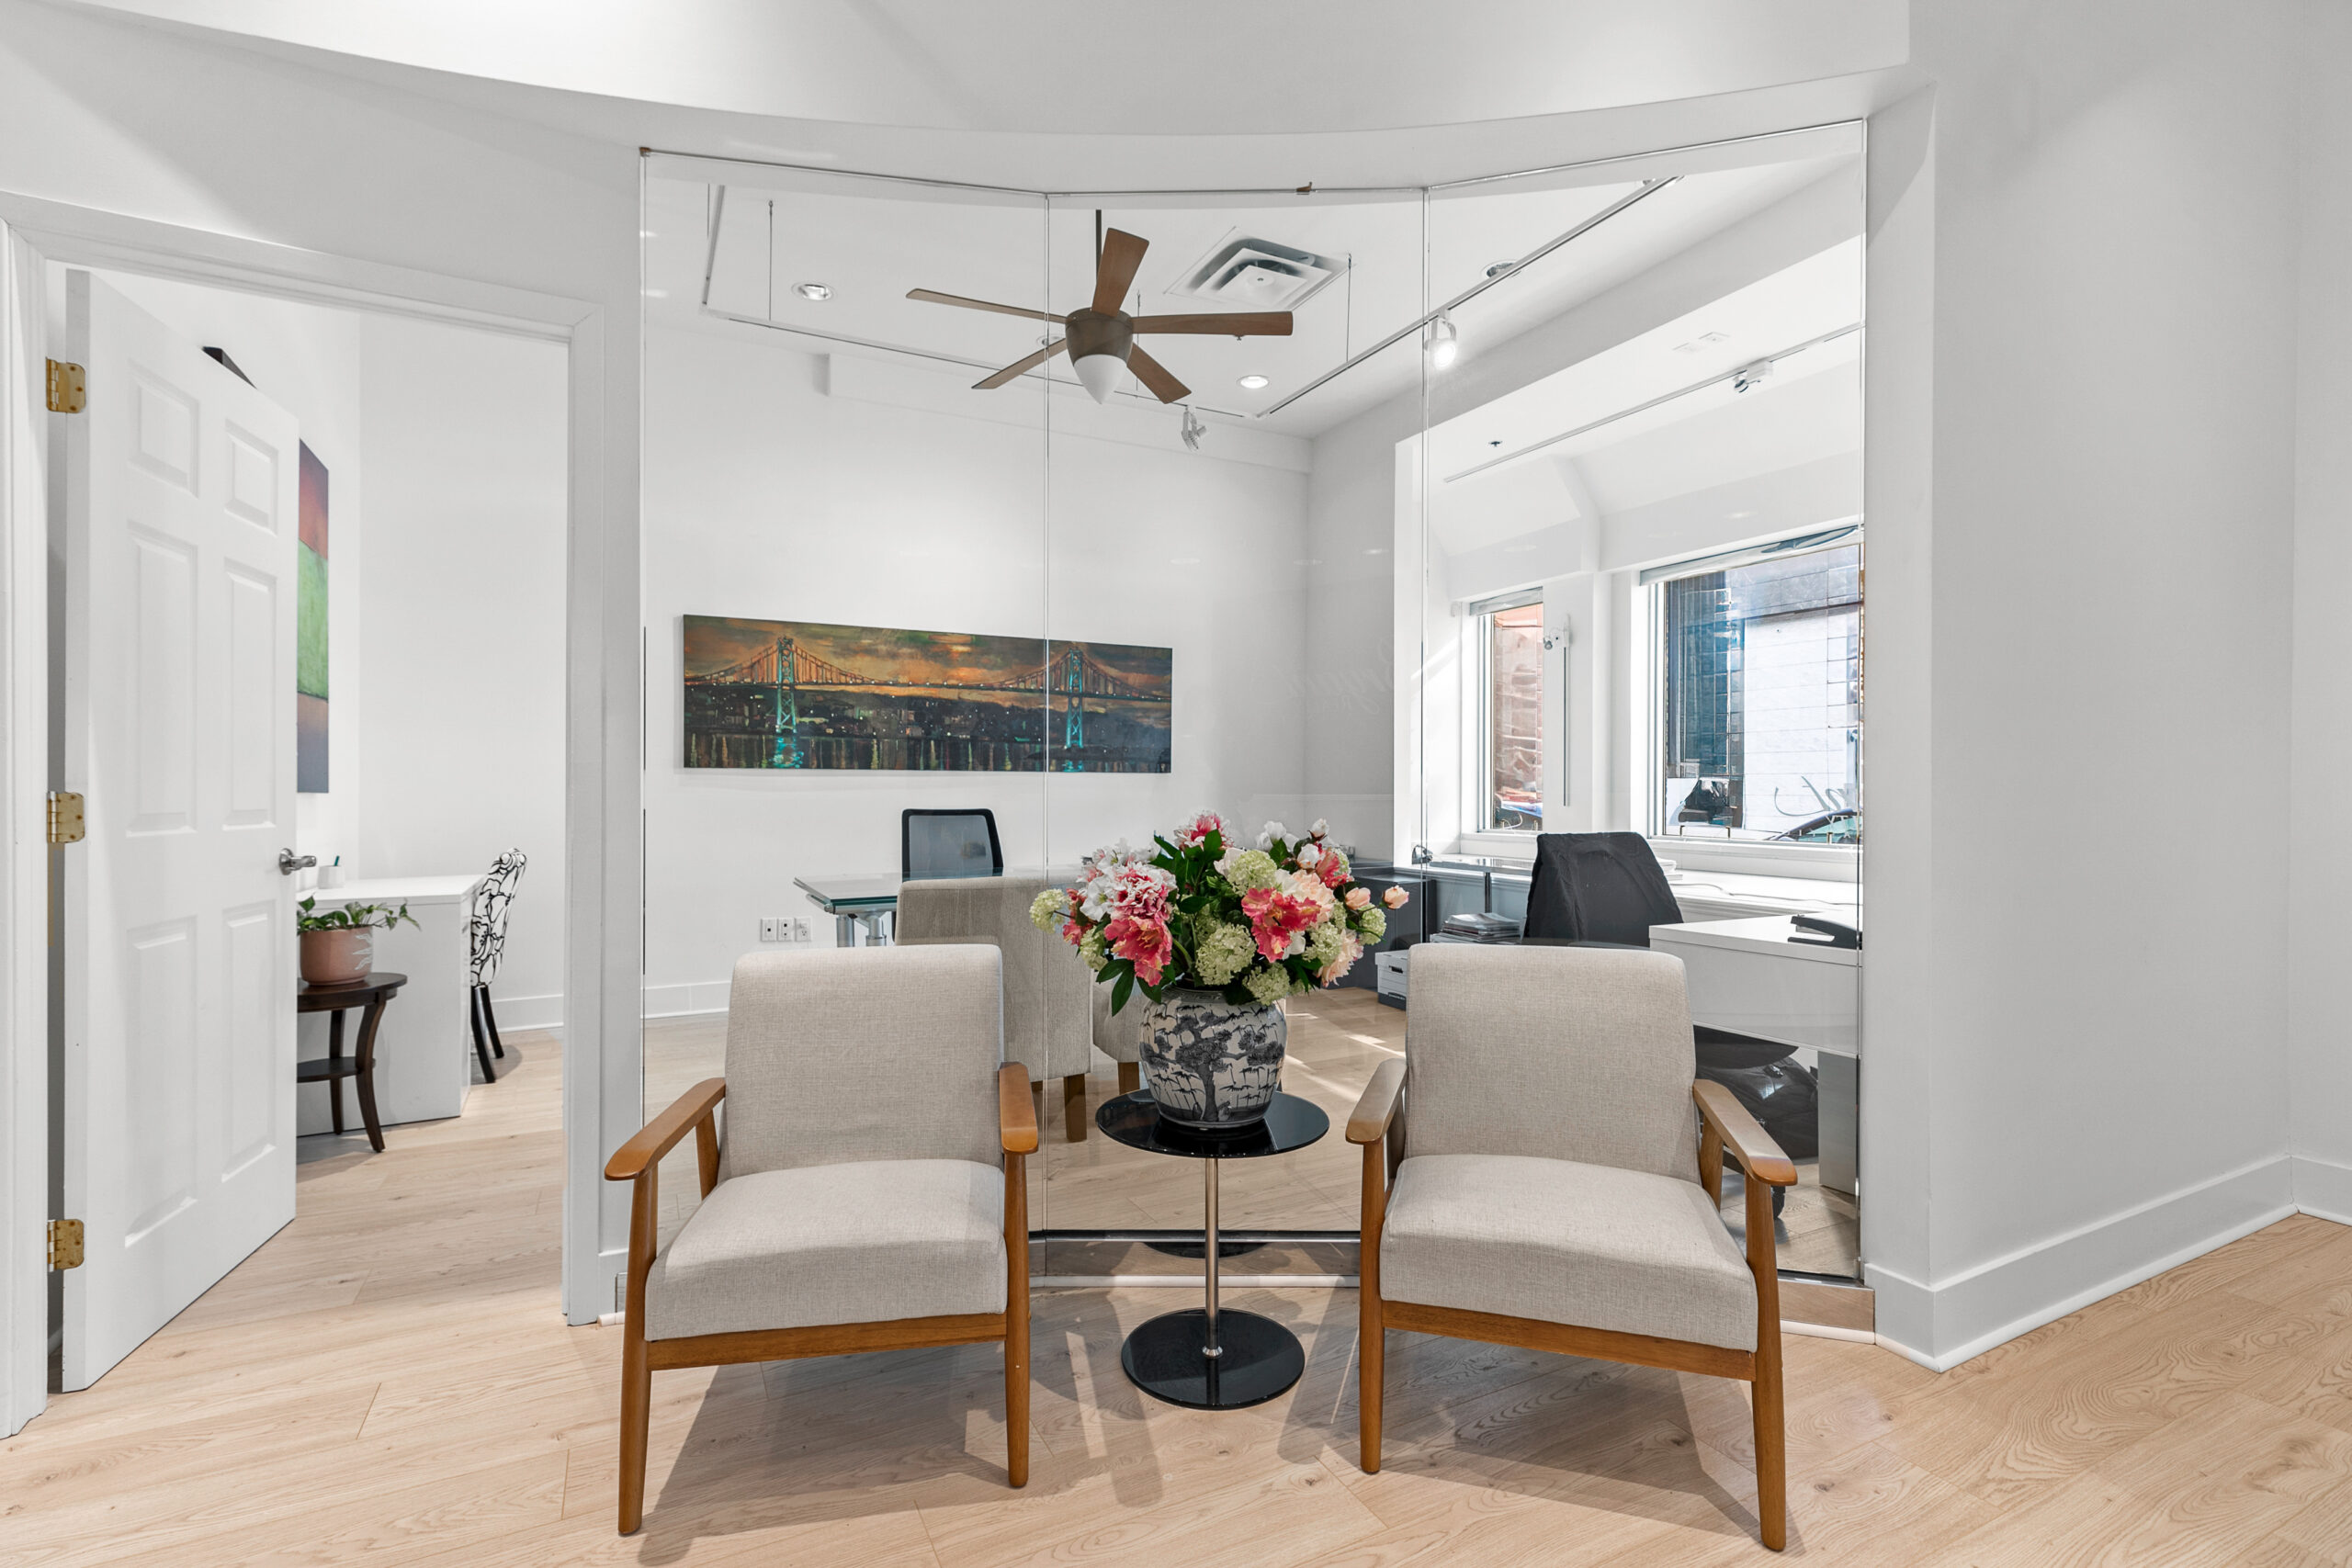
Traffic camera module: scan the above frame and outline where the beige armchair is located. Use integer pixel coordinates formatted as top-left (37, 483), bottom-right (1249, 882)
top-left (899, 874), bottom-right (1110, 1139)
top-left (603, 945), bottom-right (1035, 1536)
top-left (1349, 942), bottom-right (1796, 1551)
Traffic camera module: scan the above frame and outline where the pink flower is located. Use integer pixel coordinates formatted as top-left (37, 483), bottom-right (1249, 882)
top-left (1345, 886), bottom-right (1372, 911)
top-left (1317, 932), bottom-right (1363, 987)
top-left (1060, 919), bottom-right (1089, 948)
top-left (1318, 852), bottom-right (1351, 889)
top-left (1240, 886), bottom-right (1321, 964)
top-left (1383, 885), bottom-right (1410, 909)
top-left (1174, 811), bottom-right (1227, 848)
top-left (1106, 916), bottom-right (1171, 987)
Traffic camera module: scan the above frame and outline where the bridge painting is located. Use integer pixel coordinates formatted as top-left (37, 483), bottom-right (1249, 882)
top-left (683, 615), bottom-right (1172, 773)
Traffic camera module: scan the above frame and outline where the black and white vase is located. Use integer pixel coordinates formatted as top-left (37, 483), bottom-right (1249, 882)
top-left (1138, 987), bottom-right (1286, 1130)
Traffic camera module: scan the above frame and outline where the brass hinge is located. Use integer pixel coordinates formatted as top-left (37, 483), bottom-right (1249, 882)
top-left (45, 359), bottom-right (86, 414)
top-left (47, 791), bottom-right (85, 845)
top-left (48, 1219), bottom-right (84, 1271)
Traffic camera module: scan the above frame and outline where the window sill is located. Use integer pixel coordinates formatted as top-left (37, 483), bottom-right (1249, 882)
top-left (1647, 834), bottom-right (1858, 882)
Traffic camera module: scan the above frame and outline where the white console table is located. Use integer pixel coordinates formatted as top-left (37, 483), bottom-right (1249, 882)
top-left (298, 874), bottom-right (484, 1136)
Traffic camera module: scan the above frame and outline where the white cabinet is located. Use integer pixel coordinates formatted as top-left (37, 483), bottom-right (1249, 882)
top-left (298, 874), bottom-right (484, 1135)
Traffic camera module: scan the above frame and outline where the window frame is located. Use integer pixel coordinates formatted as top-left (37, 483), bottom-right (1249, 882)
top-left (1635, 526), bottom-right (1863, 871)
top-left (1464, 587), bottom-right (1545, 841)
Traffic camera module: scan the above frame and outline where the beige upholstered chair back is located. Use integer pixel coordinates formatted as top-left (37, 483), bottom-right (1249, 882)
top-left (898, 875), bottom-right (1094, 1082)
top-left (1404, 943), bottom-right (1698, 1182)
top-left (718, 945), bottom-right (1003, 1181)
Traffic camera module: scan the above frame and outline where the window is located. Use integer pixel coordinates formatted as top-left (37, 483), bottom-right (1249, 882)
top-left (1649, 536), bottom-right (1860, 843)
top-left (1474, 592), bottom-right (1544, 832)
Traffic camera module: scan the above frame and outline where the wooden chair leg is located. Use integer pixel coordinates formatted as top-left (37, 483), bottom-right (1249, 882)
top-left (1005, 1148), bottom-right (1030, 1488)
top-left (617, 1321), bottom-right (651, 1533)
top-left (469, 988), bottom-right (499, 1082)
top-left (1117, 1060), bottom-right (1140, 1096)
top-left (354, 998), bottom-right (389, 1155)
top-left (1754, 1325), bottom-right (1786, 1549)
top-left (1061, 1073), bottom-right (1087, 1143)
top-left (481, 987), bottom-right (506, 1058)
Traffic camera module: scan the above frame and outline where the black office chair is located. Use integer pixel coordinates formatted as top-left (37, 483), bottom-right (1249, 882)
top-left (1522, 832), bottom-right (1818, 1212)
top-left (901, 808), bottom-right (1004, 882)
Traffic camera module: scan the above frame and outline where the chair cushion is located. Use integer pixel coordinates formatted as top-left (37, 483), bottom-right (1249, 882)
top-left (643, 1159), bottom-right (1007, 1341)
top-left (1380, 1153), bottom-right (1758, 1351)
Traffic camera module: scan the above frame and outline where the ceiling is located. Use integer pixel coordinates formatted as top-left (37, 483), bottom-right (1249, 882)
top-left (646, 142), bottom-right (1859, 440)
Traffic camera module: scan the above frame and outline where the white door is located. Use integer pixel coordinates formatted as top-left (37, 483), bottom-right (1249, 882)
top-left (58, 270), bottom-right (300, 1390)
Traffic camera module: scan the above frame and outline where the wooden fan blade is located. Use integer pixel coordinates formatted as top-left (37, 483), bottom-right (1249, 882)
top-left (1130, 312), bottom-right (1295, 337)
top-left (1125, 344), bottom-right (1190, 404)
top-left (973, 340), bottom-right (1065, 389)
top-left (909, 288), bottom-right (1060, 323)
top-left (1092, 229), bottom-right (1149, 314)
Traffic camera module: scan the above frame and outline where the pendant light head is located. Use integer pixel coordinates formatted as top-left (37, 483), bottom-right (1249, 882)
top-left (1064, 308), bottom-right (1135, 404)
top-left (1425, 311), bottom-right (1460, 371)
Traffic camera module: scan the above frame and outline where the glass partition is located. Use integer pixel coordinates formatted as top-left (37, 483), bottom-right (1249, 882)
top-left (639, 124), bottom-right (1865, 1289)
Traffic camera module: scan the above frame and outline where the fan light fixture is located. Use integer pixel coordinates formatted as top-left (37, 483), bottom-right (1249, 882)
top-left (1238, 374), bottom-right (1270, 390)
top-left (1425, 312), bottom-right (1460, 370)
top-left (795, 282), bottom-right (831, 301)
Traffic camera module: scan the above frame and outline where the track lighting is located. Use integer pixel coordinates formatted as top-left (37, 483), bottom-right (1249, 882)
top-left (1425, 312), bottom-right (1459, 371)
top-left (1180, 407), bottom-right (1206, 452)
top-left (1733, 357), bottom-right (1773, 394)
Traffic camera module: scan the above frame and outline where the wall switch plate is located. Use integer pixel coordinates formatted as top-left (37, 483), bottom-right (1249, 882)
top-left (791, 917), bottom-right (811, 944)
top-left (759, 917), bottom-right (780, 942)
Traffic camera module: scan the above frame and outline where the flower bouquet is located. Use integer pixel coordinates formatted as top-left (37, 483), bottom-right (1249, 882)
top-left (1033, 813), bottom-right (1409, 1128)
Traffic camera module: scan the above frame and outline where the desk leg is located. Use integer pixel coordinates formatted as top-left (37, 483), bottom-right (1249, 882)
top-left (834, 911), bottom-right (856, 948)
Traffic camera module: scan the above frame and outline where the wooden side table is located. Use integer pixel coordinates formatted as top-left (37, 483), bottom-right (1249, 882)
top-left (297, 972), bottom-right (407, 1154)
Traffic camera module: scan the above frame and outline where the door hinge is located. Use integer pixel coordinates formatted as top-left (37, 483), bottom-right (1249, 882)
top-left (49, 1219), bottom-right (84, 1271)
top-left (45, 359), bottom-right (86, 414)
top-left (47, 791), bottom-right (85, 845)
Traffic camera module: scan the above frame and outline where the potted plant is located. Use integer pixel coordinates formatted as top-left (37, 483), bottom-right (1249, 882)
top-left (297, 897), bottom-right (417, 987)
top-left (1033, 814), bottom-right (1409, 1130)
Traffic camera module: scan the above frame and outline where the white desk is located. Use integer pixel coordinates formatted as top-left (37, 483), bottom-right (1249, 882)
top-left (1652, 915), bottom-right (1860, 1195)
top-left (298, 874), bottom-right (484, 1135)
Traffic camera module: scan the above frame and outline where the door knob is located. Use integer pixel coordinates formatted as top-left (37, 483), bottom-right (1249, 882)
top-left (278, 849), bottom-right (316, 876)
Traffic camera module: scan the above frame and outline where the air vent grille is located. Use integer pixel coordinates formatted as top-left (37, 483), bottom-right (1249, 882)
top-left (1170, 231), bottom-right (1345, 312)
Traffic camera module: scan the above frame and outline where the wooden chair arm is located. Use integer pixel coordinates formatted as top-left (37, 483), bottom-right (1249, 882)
top-left (1348, 1059), bottom-right (1406, 1145)
top-left (1693, 1080), bottom-right (1797, 1188)
top-left (1000, 1063), bottom-right (1038, 1154)
top-left (605, 1078), bottom-right (726, 1181)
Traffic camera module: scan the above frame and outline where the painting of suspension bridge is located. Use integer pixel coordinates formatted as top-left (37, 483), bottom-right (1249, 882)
top-left (682, 615), bottom-right (1172, 773)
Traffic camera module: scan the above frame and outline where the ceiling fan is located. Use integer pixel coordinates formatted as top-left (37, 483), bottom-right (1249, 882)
top-left (908, 220), bottom-right (1293, 405)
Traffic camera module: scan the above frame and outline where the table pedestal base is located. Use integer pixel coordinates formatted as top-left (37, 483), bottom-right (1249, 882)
top-left (1119, 1308), bottom-right (1304, 1410)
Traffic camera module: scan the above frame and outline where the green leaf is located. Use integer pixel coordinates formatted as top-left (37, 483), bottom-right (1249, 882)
top-left (1111, 969), bottom-right (1134, 1015)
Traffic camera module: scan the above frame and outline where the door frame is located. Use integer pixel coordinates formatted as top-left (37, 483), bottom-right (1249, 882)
top-left (0, 193), bottom-right (639, 1436)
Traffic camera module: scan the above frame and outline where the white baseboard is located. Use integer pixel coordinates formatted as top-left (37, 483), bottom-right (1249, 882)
top-left (489, 990), bottom-right (564, 1032)
top-left (641, 979), bottom-right (730, 1021)
top-left (1867, 1155), bottom-right (2296, 1372)
top-left (2293, 1154), bottom-right (2352, 1225)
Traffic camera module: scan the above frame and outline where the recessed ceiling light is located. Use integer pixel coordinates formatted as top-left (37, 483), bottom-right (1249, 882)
top-left (1238, 374), bottom-right (1270, 390)
top-left (795, 282), bottom-right (831, 301)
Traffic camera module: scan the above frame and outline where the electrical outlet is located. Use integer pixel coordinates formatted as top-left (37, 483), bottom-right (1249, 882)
top-left (791, 917), bottom-right (811, 944)
top-left (759, 917), bottom-right (779, 942)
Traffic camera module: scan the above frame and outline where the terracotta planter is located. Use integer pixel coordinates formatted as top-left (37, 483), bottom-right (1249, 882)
top-left (300, 927), bottom-right (375, 987)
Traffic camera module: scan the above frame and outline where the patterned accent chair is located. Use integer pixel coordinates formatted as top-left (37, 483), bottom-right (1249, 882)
top-left (605, 945), bottom-right (1034, 1534)
top-left (1350, 942), bottom-right (1798, 1551)
top-left (467, 849), bottom-right (526, 1081)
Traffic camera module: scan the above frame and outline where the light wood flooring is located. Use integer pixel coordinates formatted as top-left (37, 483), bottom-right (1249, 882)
top-left (6, 1023), bottom-right (2351, 1565)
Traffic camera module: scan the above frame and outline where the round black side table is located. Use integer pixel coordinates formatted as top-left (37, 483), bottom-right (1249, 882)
top-left (1095, 1089), bottom-right (1330, 1410)
top-left (297, 972), bottom-right (406, 1154)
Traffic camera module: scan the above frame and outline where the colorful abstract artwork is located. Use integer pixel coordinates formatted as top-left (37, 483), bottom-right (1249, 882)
top-left (683, 615), bottom-right (1172, 773)
top-left (296, 442), bottom-right (329, 794)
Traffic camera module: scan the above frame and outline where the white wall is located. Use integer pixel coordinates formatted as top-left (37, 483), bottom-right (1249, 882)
top-left (1861, 0), bottom-right (2305, 1369)
top-left (2288, 0), bottom-right (2352, 1226)
top-left (355, 315), bottom-right (567, 1025)
top-left (641, 326), bottom-right (1309, 1013)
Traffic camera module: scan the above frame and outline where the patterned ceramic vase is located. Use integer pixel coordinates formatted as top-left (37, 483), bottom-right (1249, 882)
top-left (1137, 988), bottom-right (1286, 1130)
